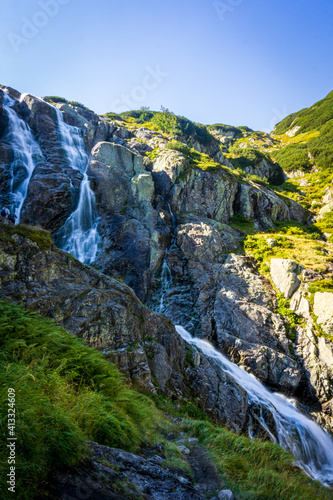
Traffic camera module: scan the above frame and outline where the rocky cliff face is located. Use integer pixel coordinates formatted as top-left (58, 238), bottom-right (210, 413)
top-left (0, 84), bottom-right (332, 437)
top-left (0, 220), bottom-right (248, 433)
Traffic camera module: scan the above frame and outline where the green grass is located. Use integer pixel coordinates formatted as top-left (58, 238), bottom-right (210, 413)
top-left (0, 300), bottom-right (159, 499)
top-left (271, 90), bottom-right (333, 176)
top-left (273, 90), bottom-right (333, 136)
top-left (308, 279), bottom-right (333, 295)
top-left (275, 293), bottom-right (302, 341)
top-left (184, 421), bottom-right (333, 500)
top-left (243, 221), bottom-right (333, 274)
top-left (166, 139), bottom-right (191, 155)
top-left (0, 224), bottom-right (53, 250)
top-left (312, 212), bottom-right (333, 243)
top-left (271, 143), bottom-right (312, 173)
top-left (230, 213), bottom-right (257, 236)
top-left (44, 96), bottom-right (92, 112)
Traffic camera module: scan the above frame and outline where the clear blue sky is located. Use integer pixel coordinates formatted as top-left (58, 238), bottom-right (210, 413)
top-left (1, 0), bottom-right (332, 131)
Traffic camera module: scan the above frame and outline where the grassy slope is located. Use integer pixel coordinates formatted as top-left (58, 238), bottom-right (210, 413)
top-left (0, 300), bottom-right (159, 499)
top-left (1, 300), bottom-right (332, 499)
top-left (271, 90), bottom-right (333, 173)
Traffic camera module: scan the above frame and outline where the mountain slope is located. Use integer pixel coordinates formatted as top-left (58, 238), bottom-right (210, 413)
top-left (1, 85), bottom-right (333, 496)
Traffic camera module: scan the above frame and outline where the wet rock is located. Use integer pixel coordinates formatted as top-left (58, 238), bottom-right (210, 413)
top-left (218, 490), bottom-right (234, 500)
top-left (14, 94), bottom-right (85, 232)
top-left (178, 445), bottom-right (190, 455)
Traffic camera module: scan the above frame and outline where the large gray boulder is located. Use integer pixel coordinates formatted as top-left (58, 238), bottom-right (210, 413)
top-left (91, 141), bottom-right (144, 177)
top-left (170, 168), bottom-right (238, 224)
top-left (314, 292), bottom-right (333, 336)
top-left (234, 182), bottom-right (290, 228)
top-left (270, 259), bottom-right (301, 299)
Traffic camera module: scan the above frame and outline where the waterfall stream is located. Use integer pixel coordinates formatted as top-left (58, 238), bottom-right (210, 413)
top-left (176, 326), bottom-right (333, 486)
top-left (158, 203), bottom-right (177, 314)
top-left (2, 92), bottom-right (43, 221)
top-left (53, 107), bottom-right (102, 265)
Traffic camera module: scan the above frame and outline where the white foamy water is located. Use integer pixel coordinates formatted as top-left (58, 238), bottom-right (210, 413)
top-left (176, 325), bottom-right (333, 487)
top-left (54, 107), bottom-right (102, 265)
top-left (2, 92), bottom-right (43, 221)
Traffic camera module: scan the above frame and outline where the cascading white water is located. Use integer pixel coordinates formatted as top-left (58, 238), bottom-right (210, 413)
top-left (54, 107), bottom-right (102, 265)
top-left (176, 325), bottom-right (333, 487)
top-left (158, 203), bottom-right (177, 314)
top-left (2, 92), bottom-right (43, 221)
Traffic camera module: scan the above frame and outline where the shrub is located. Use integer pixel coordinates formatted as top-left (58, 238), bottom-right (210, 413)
top-left (166, 140), bottom-right (190, 155)
top-left (273, 143), bottom-right (312, 173)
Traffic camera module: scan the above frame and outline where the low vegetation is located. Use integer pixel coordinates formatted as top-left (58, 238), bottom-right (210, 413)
top-left (44, 96), bottom-right (92, 112)
top-left (273, 90), bottom-right (333, 136)
top-left (243, 220), bottom-right (333, 274)
top-left (0, 223), bottom-right (53, 250)
top-left (185, 421), bottom-right (333, 500)
top-left (0, 300), bottom-right (159, 498)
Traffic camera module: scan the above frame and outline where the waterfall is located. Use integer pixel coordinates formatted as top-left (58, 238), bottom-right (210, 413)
top-left (176, 325), bottom-right (333, 487)
top-left (158, 203), bottom-right (177, 314)
top-left (53, 107), bottom-right (102, 265)
top-left (2, 92), bottom-right (43, 221)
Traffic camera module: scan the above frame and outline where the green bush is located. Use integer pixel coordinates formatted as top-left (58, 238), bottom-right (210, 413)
top-left (273, 143), bottom-right (312, 173)
top-left (120, 110), bottom-right (156, 123)
top-left (44, 96), bottom-right (92, 111)
top-left (104, 111), bottom-right (122, 121)
top-left (152, 109), bottom-right (178, 134)
top-left (151, 110), bottom-right (214, 145)
top-left (166, 140), bottom-right (191, 155)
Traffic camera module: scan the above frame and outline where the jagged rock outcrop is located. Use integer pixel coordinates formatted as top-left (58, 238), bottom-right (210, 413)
top-left (234, 182), bottom-right (290, 228)
top-left (0, 221), bottom-right (248, 432)
top-left (152, 150), bottom-right (190, 197)
top-left (285, 275), bottom-right (333, 413)
top-left (149, 219), bottom-right (302, 393)
top-left (88, 141), bottom-right (169, 300)
top-left (170, 169), bottom-right (238, 224)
